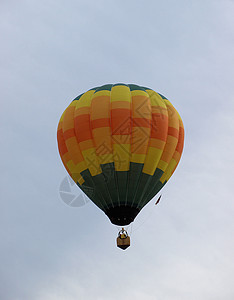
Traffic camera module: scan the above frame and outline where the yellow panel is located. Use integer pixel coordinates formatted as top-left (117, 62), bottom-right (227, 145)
top-left (66, 159), bottom-right (85, 185)
top-left (113, 144), bottom-right (130, 171)
top-left (69, 101), bottom-right (78, 107)
top-left (77, 177), bottom-right (85, 185)
top-left (93, 90), bottom-right (111, 97)
top-left (112, 135), bottom-right (130, 145)
top-left (65, 137), bottom-right (83, 164)
top-left (69, 170), bottom-right (84, 184)
top-left (130, 153), bottom-right (146, 164)
top-left (59, 111), bottom-right (65, 122)
top-left (67, 160), bottom-right (86, 175)
top-left (111, 101), bottom-right (131, 109)
top-left (157, 160), bottom-right (168, 172)
top-left (82, 148), bottom-right (102, 176)
top-left (131, 90), bottom-right (148, 97)
top-left (145, 90), bottom-right (165, 108)
top-left (163, 99), bottom-right (171, 105)
top-left (98, 153), bottom-right (114, 165)
top-left (76, 90), bottom-right (95, 109)
top-left (72, 171), bottom-right (84, 185)
top-left (111, 85), bottom-right (131, 102)
top-left (131, 127), bottom-right (150, 154)
top-left (79, 139), bottom-right (94, 151)
top-left (173, 150), bottom-right (181, 163)
top-left (160, 158), bottom-right (177, 183)
top-left (58, 111), bottom-right (66, 130)
top-left (160, 136), bottom-right (178, 163)
top-left (143, 147), bottom-right (163, 175)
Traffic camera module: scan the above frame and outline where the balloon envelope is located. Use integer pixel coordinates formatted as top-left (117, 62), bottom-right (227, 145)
top-left (57, 84), bottom-right (184, 225)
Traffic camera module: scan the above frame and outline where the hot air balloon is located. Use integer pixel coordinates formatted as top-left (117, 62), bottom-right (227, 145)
top-left (57, 84), bottom-right (184, 249)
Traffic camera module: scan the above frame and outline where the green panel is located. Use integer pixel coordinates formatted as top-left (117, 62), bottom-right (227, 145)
top-left (100, 162), bottom-right (119, 206)
top-left (80, 169), bottom-right (106, 210)
top-left (91, 173), bottom-right (115, 209)
top-left (144, 180), bottom-right (167, 207)
top-left (135, 168), bottom-right (164, 209)
top-left (158, 93), bottom-right (168, 100)
top-left (94, 84), bottom-right (113, 91)
top-left (88, 87), bottom-right (99, 91)
top-left (116, 171), bottom-right (129, 206)
top-left (142, 86), bottom-right (152, 91)
top-left (138, 169), bottom-right (166, 209)
top-left (126, 162), bottom-right (144, 206)
top-left (81, 169), bottom-right (115, 210)
top-left (73, 93), bottom-right (84, 101)
top-left (113, 83), bottom-right (128, 87)
top-left (73, 87), bottom-right (97, 101)
top-left (129, 165), bottom-right (164, 209)
top-left (131, 172), bottom-right (152, 207)
top-left (128, 84), bottom-right (145, 91)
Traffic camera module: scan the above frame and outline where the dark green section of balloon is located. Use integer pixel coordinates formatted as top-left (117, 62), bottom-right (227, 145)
top-left (76, 160), bottom-right (166, 225)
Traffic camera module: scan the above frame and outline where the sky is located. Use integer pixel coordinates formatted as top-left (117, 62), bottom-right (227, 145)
top-left (1, 0), bottom-right (234, 299)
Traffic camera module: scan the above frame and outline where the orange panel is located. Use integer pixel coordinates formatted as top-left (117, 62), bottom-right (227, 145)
top-left (74, 106), bottom-right (90, 117)
top-left (65, 137), bottom-right (84, 164)
top-left (148, 138), bottom-right (165, 150)
top-left (132, 95), bottom-right (151, 119)
top-left (166, 105), bottom-right (179, 128)
top-left (91, 96), bottom-right (110, 119)
top-left (62, 152), bottom-right (71, 164)
top-left (111, 101), bottom-right (131, 110)
top-left (92, 127), bottom-right (112, 154)
top-left (63, 106), bottom-right (75, 131)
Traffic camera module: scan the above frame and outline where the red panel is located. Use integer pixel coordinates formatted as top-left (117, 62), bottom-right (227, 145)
top-left (57, 129), bottom-right (68, 156)
top-left (168, 127), bottom-right (179, 138)
top-left (132, 118), bottom-right (151, 128)
top-left (74, 114), bottom-right (92, 142)
top-left (63, 128), bottom-right (75, 140)
top-left (111, 108), bottom-right (131, 135)
top-left (91, 118), bottom-right (110, 129)
top-left (151, 114), bottom-right (168, 141)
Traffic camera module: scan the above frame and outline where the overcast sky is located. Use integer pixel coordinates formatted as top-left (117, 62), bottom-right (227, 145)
top-left (1, 1), bottom-right (234, 299)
